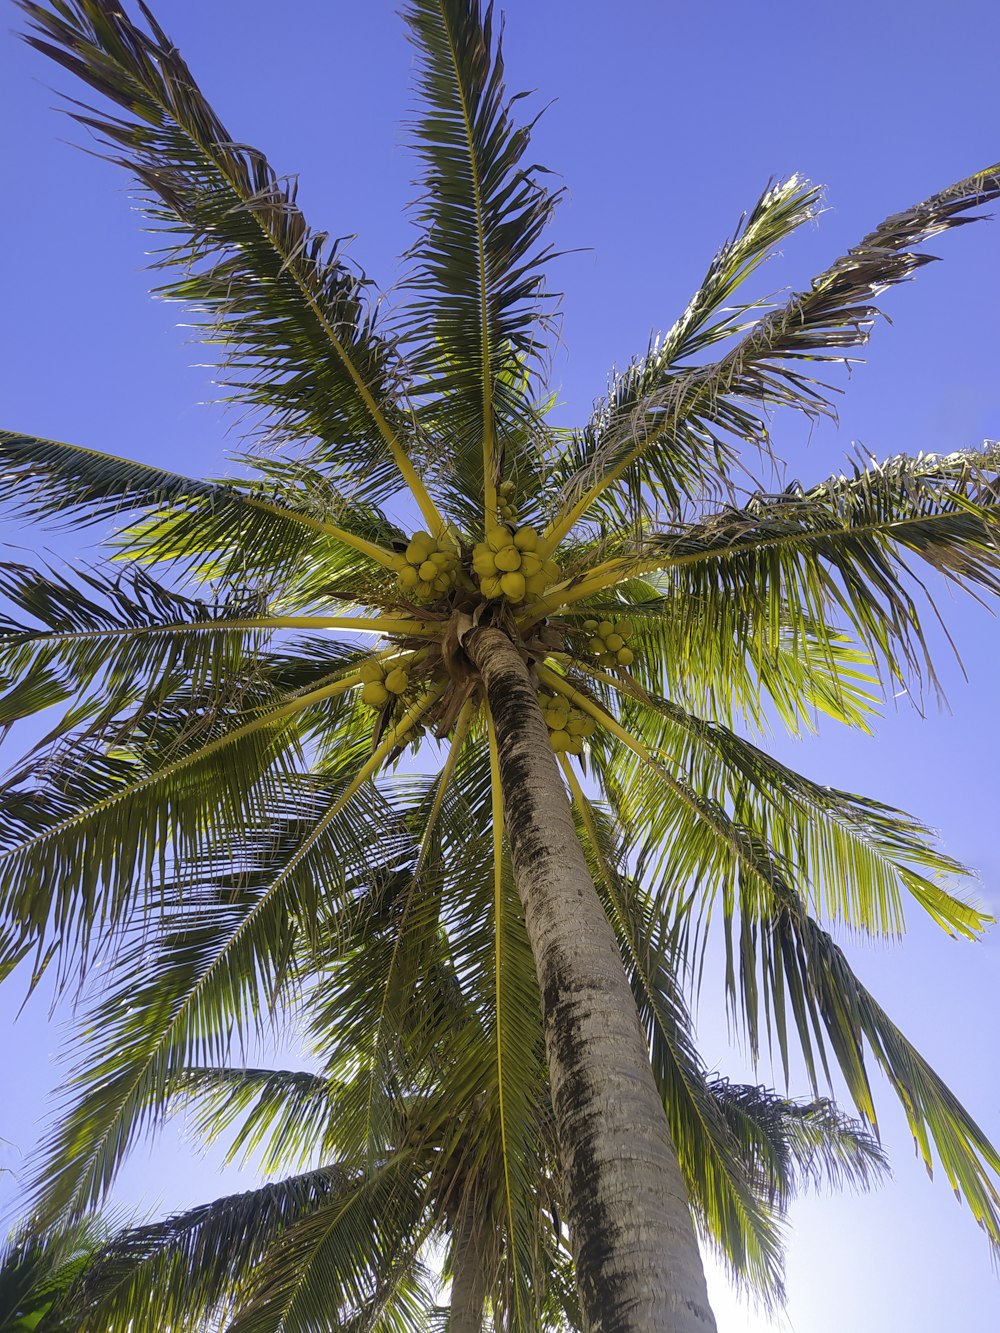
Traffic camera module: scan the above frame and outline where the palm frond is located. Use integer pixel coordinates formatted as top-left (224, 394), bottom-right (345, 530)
top-left (70, 1168), bottom-right (349, 1332)
top-left (709, 1081), bottom-right (889, 1204)
top-left (0, 655), bottom-right (373, 966)
top-left (0, 431), bottom-right (397, 591)
top-left (591, 665), bottom-right (986, 938)
top-left (536, 447), bottom-right (1000, 709)
top-left (0, 1217), bottom-right (108, 1333)
top-left (224, 1160), bottom-right (431, 1333)
top-left (24, 696), bottom-right (435, 1225)
top-left (401, 0), bottom-right (560, 525)
top-left (643, 447), bottom-right (1000, 696)
top-left (481, 709), bottom-right (549, 1328)
top-left (177, 1067), bottom-right (337, 1178)
top-left (749, 891), bottom-right (1000, 1251)
top-left (546, 176), bottom-right (821, 540)
top-left (545, 164), bottom-right (1000, 539)
top-left (0, 560), bottom-right (269, 730)
top-left (558, 577), bottom-right (882, 735)
top-left (15, 1), bottom-right (447, 530)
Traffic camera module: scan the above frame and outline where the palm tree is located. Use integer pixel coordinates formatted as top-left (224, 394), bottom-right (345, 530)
top-left (3, 0), bottom-right (1000, 1327)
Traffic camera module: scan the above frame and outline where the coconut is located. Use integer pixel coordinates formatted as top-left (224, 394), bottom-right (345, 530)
top-left (500, 571), bottom-right (526, 601)
top-left (493, 545), bottom-right (520, 573)
top-left (385, 668), bottom-right (409, 695)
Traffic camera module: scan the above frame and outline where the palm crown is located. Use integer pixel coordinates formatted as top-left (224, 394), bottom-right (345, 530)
top-left (4, 1), bottom-right (1000, 1329)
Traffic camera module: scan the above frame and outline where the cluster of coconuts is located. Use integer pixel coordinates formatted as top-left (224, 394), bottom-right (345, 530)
top-left (497, 477), bottom-right (518, 522)
top-left (582, 618), bottom-right (635, 668)
top-left (393, 530), bottom-right (459, 602)
top-left (359, 657), bottom-right (409, 709)
top-left (538, 690), bottom-right (597, 754)
top-left (472, 524), bottom-right (560, 603)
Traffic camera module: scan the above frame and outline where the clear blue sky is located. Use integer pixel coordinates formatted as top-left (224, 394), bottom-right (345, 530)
top-left (2, 3), bottom-right (999, 1329)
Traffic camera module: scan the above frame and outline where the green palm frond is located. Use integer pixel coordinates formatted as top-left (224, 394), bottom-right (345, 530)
top-left (0, 432), bottom-right (398, 591)
top-left (177, 1067), bottom-right (337, 1178)
top-left (602, 671), bottom-right (985, 938)
top-left (547, 176), bottom-right (821, 535)
top-left (538, 668), bottom-right (1000, 1250)
top-left (566, 576), bottom-right (882, 735)
top-left (482, 713), bottom-right (552, 1328)
top-left (304, 727), bottom-right (555, 1326)
top-left (0, 560), bottom-right (269, 729)
top-left (0, 664), bottom-right (362, 964)
top-left (746, 888), bottom-right (1000, 1244)
top-left (69, 1167), bottom-right (416, 1333)
top-left (709, 1080), bottom-right (889, 1209)
top-left (0, 1217), bottom-right (108, 1333)
top-left (74, 1171), bottom-right (347, 1331)
top-left (224, 1160), bottom-right (431, 1333)
top-left (545, 163), bottom-right (1000, 538)
top-left (14, 1), bottom-right (442, 523)
top-left (401, 0), bottom-right (561, 525)
top-left (644, 447), bottom-right (1000, 694)
top-left (24, 723), bottom-right (424, 1225)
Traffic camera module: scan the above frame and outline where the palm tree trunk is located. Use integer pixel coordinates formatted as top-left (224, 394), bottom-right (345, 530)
top-left (464, 625), bottom-right (717, 1333)
top-left (447, 1197), bottom-right (490, 1333)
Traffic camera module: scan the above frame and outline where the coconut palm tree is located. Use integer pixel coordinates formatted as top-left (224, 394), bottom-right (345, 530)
top-left (3, 0), bottom-right (1000, 1328)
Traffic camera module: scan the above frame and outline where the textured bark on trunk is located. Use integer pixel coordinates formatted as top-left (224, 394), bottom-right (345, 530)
top-left (447, 1199), bottom-right (490, 1333)
top-left (464, 626), bottom-right (717, 1333)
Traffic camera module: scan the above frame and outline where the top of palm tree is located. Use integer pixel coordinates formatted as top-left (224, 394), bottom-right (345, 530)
top-left (4, 0), bottom-right (1000, 1323)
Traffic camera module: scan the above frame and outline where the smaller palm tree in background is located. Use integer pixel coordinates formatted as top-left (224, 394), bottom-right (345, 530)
top-left (54, 1044), bottom-right (885, 1331)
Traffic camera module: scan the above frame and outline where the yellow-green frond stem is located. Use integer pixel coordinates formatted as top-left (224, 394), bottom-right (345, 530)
top-left (540, 486), bottom-right (1000, 613)
top-left (207, 615), bottom-right (440, 637)
top-left (536, 664), bottom-right (649, 767)
top-left (414, 699), bottom-right (476, 879)
top-left (153, 85), bottom-right (446, 543)
top-left (435, 0), bottom-right (497, 533)
top-left (485, 469), bottom-right (499, 535)
top-left (246, 500), bottom-right (405, 571)
top-left (305, 615), bottom-right (441, 637)
top-left (518, 556), bottom-right (640, 627)
top-left (537, 493), bottom-right (598, 561)
top-left (552, 656), bottom-right (643, 706)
